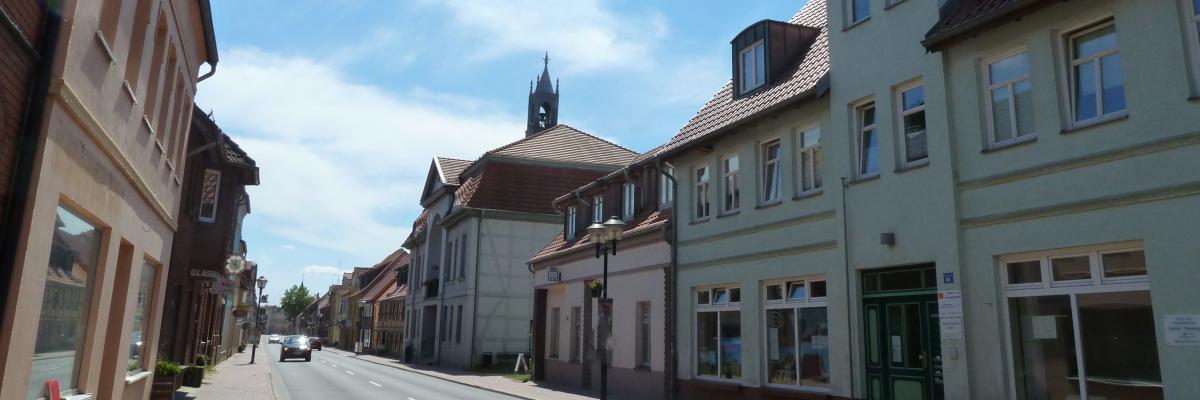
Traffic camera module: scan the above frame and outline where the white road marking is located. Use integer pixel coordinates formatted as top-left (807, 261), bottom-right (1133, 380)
top-left (331, 363), bottom-right (338, 367)
top-left (408, 398), bottom-right (416, 400)
top-left (369, 381), bottom-right (382, 387)
top-left (345, 370), bottom-right (355, 375)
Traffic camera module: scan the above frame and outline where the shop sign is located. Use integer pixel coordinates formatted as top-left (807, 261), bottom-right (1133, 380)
top-left (209, 276), bottom-right (235, 294)
top-left (547, 267), bottom-right (560, 282)
top-left (1165, 314), bottom-right (1200, 346)
top-left (190, 269), bottom-right (221, 280)
top-left (226, 255), bottom-right (247, 274)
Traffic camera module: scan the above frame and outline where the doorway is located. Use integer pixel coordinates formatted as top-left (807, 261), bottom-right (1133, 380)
top-left (862, 264), bottom-right (943, 400)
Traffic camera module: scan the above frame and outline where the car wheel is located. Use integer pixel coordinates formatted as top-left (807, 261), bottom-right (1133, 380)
top-left (279, 356), bottom-right (285, 362)
top-left (305, 356), bottom-right (311, 362)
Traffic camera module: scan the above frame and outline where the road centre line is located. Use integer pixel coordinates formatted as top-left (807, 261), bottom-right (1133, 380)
top-left (369, 381), bottom-right (382, 387)
top-left (345, 370), bottom-right (355, 375)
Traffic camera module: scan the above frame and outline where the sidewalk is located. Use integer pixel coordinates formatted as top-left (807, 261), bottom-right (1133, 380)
top-left (322, 348), bottom-right (595, 400)
top-left (175, 346), bottom-right (278, 400)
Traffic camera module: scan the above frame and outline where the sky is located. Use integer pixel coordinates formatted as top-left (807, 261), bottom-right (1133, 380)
top-left (196, 0), bottom-right (807, 304)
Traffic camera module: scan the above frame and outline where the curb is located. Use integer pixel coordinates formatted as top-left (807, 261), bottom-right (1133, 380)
top-left (324, 349), bottom-right (542, 400)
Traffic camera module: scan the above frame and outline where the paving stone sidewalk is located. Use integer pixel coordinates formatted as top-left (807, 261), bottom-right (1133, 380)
top-left (175, 346), bottom-right (278, 400)
top-left (322, 347), bottom-right (596, 400)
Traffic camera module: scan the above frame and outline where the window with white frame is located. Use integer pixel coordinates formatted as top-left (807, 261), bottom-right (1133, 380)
top-left (623, 182), bottom-right (637, 220)
top-left (549, 307), bottom-right (561, 358)
top-left (660, 166), bottom-right (675, 208)
top-left (721, 155), bottom-right (741, 213)
top-left (796, 127), bottom-right (822, 193)
top-left (761, 140), bottom-right (782, 203)
top-left (566, 206), bottom-right (577, 240)
top-left (855, 102), bottom-right (879, 177)
top-left (986, 51), bottom-right (1034, 146)
top-left (1069, 21), bottom-right (1125, 125)
top-left (199, 169), bottom-right (221, 222)
top-left (897, 83), bottom-right (927, 165)
top-left (636, 301), bottom-right (651, 368)
top-left (1001, 245), bottom-right (1160, 399)
top-left (593, 195), bottom-right (605, 223)
top-left (849, 0), bottom-right (869, 25)
top-left (695, 165), bottom-right (711, 220)
top-left (764, 278), bottom-right (829, 389)
top-left (696, 285), bottom-right (741, 380)
top-left (740, 41), bottom-right (766, 94)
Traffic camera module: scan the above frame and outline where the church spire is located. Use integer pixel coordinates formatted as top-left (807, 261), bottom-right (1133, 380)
top-left (526, 51), bottom-right (560, 137)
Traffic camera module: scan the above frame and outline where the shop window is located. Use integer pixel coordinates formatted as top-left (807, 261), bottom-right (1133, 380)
top-left (696, 285), bottom-right (741, 380)
top-left (765, 277), bottom-right (829, 389)
top-left (128, 262), bottom-right (158, 375)
top-left (31, 206), bottom-right (103, 400)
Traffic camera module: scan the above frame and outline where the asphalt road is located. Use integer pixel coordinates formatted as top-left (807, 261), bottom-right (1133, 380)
top-left (264, 343), bottom-right (520, 400)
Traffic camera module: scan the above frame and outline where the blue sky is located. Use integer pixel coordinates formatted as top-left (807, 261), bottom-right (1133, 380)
top-left (196, 0), bottom-right (806, 303)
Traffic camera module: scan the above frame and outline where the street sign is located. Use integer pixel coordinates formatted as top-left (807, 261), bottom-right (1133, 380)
top-left (547, 267), bottom-right (560, 282)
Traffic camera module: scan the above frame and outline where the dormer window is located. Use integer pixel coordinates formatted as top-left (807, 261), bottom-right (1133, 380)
top-left (740, 41), bottom-right (766, 94)
top-left (566, 206), bottom-right (577, 240)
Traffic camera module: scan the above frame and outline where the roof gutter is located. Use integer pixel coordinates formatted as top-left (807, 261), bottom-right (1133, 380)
top-left (197, 0), bottom-right (219, 82)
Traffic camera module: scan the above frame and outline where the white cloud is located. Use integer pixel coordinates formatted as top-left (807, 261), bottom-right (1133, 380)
top-left (422, 0), bottom-right (668, 74)
top-left (301, 265), bottom-right (348, 276)
top-left (197, 47), bottom-right (524, 258)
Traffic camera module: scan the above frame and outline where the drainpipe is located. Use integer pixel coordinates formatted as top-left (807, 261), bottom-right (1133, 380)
top-left (841, 177), bottom-right (856, 398)
top-left (655, 157), bottom-right (679, 400)
top-left (470, 209), bottom-right (483, 368)
top-left (0, 2), bottom-right (61, 328)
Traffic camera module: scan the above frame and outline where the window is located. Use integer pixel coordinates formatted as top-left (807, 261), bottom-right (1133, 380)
top-left (199, 169), bottom-right (221, 222)
top-left (764, 278), bottom-right (830, 389)
top-left (445, 240), bottom-right (455, 280)
top-left (1001, 246), bottom-right (1159, 399)
top-left (1190, 0), bottom-right (1200, 87)
top-left (593, 195), bottom-right (605, 223)
top-left (566, 206), bottom-right (577, 240)
top-left (660, 166), bottom-right (675, 208)
top-left (441, 306), bottom-right (449, 341)
top-left (31, 206), bottom-right (102, 400)
top-left (459, 234), bottom-right (467, 279)
top-left (849, 0), bottom-right (870, 25)
top-left (456, 305), bottom-right (463, 343)
top-left (1069, 21), bottom-right (1125, 125)
top-left (897, 83), bottom-right (927, 165)
top-left (623, 182), bottom-right (637, 220)
top-left (696, 285), bottom-right (741, 380)
top-left (721, 155), bottom-right (741, 213)
top-left (986, 51), bottom-right (1034, 146)
top-left (570, 306), bottom-right (582, 362)
top-left (694, 166), bottom-right (711, 220)
top-left (740, 41), bottom-right (766, 94)
top-left (550, 307), bottom-right (561, 358)
top-left (761, 140), bottom-right (782, 203)
top-left (797, 127), bottom-right (822, 193)
top-left (636, 302), bottom-right (652, 368)
top-left (855, 102), bottom-right (879, 177)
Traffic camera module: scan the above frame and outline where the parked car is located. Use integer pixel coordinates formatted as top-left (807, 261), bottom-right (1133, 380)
top-left (279, 335), bottom-right (311, 362)
top-left (309, 337), bottom-right (322, 351)
top-left (268, 334), bottom-right (280, 344)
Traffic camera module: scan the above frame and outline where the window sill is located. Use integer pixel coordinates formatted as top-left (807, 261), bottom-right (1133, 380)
top-left (64, 394), bottom-right (94, 400)
top-left (95, 31), bottom-right (116, 65)
top-left (688, 218), bottom-right (711, 225)
top-left (894, 159), bottom-right (929, 174)
top-left (142, 116), bottom-right (155, 136)
top-left (755, 200), bottom-right (783, 210)
top-left (843, 16), bottom-right (870, 32)
top-left (1061, 112), bottom-right (1128, 134)
top-left (793, 189), bottom-right (823, 201)
top-left (848, 174), bottom-right (880, 186)
top-left (125, 370), bottom-right (152, 384)
top-left (122, 80), bottom-right (138, 105)
top-left (716, 210), bottom-right (741, 219)
top-left (982, 135), bottom-right (1037, 153)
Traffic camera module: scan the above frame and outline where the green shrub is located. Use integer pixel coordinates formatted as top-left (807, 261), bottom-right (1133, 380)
top-left (155, 360), bottom-right (182, 377)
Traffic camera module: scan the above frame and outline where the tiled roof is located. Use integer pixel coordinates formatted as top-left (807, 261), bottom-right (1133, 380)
top-left (660, 1), bottom-right (828, 158)
top-left (923, 0), bottom-right (1047, 50)
top-left (553, 143), bottom-right (670, 206)
top-left (480, 125), bottom-right (637, 168)
top-left (402, 208), bottom-right (429, 247)
top-left (455, 162), bottom-right (611, 215)
top-left (380, 284), bottom-right (407, 301)
top-left (221, 134), bottom-right (256, 169)
top-left (530, 208), bottom-right (671, 264)
top-left (434, 157), bottom-right (472, 186)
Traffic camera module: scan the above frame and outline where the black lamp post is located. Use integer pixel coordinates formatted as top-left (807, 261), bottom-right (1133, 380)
top-left (588, 216), bottom-right (625, 400)
top-left (251, 276), bottom-right (267, 364)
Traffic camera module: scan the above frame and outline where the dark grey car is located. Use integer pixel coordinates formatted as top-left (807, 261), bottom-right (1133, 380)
top-left (279, 335), bottom-right (312, 362)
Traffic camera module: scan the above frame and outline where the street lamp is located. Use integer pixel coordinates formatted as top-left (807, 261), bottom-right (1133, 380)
top-left (588, 216), bottom-right (625, 400)
top-left (251, 276), bottom-right (267, 364)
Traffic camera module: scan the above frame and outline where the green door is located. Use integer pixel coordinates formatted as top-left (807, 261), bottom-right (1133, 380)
top-left (862, 265), bottom-right (943, 400)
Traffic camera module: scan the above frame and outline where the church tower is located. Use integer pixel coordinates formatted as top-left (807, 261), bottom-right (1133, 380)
top-left (526, 52), bottom-right (559, 137)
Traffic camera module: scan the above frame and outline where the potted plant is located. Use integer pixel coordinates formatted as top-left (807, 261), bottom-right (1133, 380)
top-left (588, 281), bottom-right (603, 298)
top-left (182, 354), bottom-right (207, 388)
top-left (150, 360), bottom-right (182, 399)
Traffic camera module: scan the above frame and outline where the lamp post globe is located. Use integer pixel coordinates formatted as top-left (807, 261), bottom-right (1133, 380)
top-left (587, 222), bottom-right (608, 244)
top-left (602, 217), bottom-right (626, 241)
top-left (257, 276), bottom-right (267, 290)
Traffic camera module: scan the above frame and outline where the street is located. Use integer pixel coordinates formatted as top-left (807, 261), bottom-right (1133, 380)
top-left (264, 344), bottom-right (520, 400)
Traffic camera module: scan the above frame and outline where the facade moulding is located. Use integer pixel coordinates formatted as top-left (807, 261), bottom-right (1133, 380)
top-left (961, 181), bottom-right (1200, 229)
top-left (678, 239), bottom-right (838, 270)
top-left (677, 209), bottom-right (836, 248)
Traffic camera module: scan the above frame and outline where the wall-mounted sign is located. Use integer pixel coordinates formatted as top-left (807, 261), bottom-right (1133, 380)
top-left (1165, 314), bottom-right (1200, 346)
top-left (943, 272), bottom-right (954, 284)
top-left (210, 276), bottom-right (235, 294)
top-left (190, 269), bottom-right (221, 280)
top-left (226, 255), bottom-right (246, 274)
top-left (547, 267), bottom-right (561, 282)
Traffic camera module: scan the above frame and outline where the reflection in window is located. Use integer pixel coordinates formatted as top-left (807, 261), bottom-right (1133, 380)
top-left (128, 263), bottom-right (157, 374)
top-left (1070, 22), bottom-right (1125, 123)
top-left (199, 169), bottom-right (221, 222)
top-left (31, 206), bottom-right (102, 400)
top-left (857, 103), bottom-right (879, 177)
top-left (987, 51), bottom-right (1034, 145)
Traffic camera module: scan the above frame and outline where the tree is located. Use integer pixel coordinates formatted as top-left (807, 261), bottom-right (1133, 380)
top-left (280, 283), bottom-right (316, 333)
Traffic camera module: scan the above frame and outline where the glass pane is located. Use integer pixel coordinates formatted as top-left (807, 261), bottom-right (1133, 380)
top-left (31, 206), bottom-right (102, 399)
top-left (990, 52), bottom-right (1030, 84)
top-left (866, 306), bottom-right (880, 366)
top-left (1074, 25), bottom-right (1118, 59)
top-left (812, 145), bottom-right (823, 188)
top-left (902, 86), bottom-right (924, 111)
top-left (1051, 256), bottom-right (1092, 281)
top-left (886, 303), bottom-right (922, 368)
top-left (766, 308), bottom-right (798, 385)
top-left (1078, 291), bottom-right (1163, 399)
top-left (799, 307), bottom-right (830, 387)
top-left (754, 43), bottom-right (766, 87)
top-left (788, 281), bottom-right (806, 300)
top-left (810, 281), bottom-right (827, 298)
top-left (697, 312), bottom-right (719, 376)
top-left (802, 128), bottom-right (821, 148)
top-left (713, 288), bottom-right (728, 305)
top-left (904, 114), bottom-right (927, 162)
top-left (742, 48), bottom-right (754, 92)
top-left (767, 285), bottom-right (783, 301)
top-left (853, 0), bottom-right (870, 22)
top-left (1194, 0), bottom-right (1199, 16)
top-left (719, 310), bottom-right (742, 379)
top-left (764, 164), bottom-right (779, 201)
top-left (726, 155), bottom-right (739, 173)
top-left (128, 263), bottom-right (156, 374)
top-left (991, 86), bottom-right (1014, 143)
top-left (801, 150), bottom-right (813, 191)
top-left (1075, 61), bottom-right (1098, 121)
top-left (862, 105), bottom-right (875, 126)
top-left (1100, 54), bottom-right (1125, 115)
top-left (730, 288), bottom-right (741, 303)
top-left (697, 290), bottom-right (710, 305)
top-left (1009, 295), bottom-right (1080, 400)
top-left (1102, 250), bottom-right (1147, 278)
top-left (861, 129), bottom-right (878, 175)
top-left (879, 269), bottom-right (924, 292)
top-left (1007, 260), bottom-right (1043, 285)
top-left (1013, 80), bottom-right (1034, 138)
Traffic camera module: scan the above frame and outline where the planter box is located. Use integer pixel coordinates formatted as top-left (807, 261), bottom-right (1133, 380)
top-left (150, 374), bottom-right (181, 400)
top-left (181, 366), bottom-right (205, 388)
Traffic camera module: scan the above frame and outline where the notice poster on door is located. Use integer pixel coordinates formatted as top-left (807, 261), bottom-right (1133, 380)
top-left (1164, 314), bottom-right (1200, 346)
top-left (940, 317), bottom-right (963, 340)
top-left (937, 290), bottom-right (962, 317)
